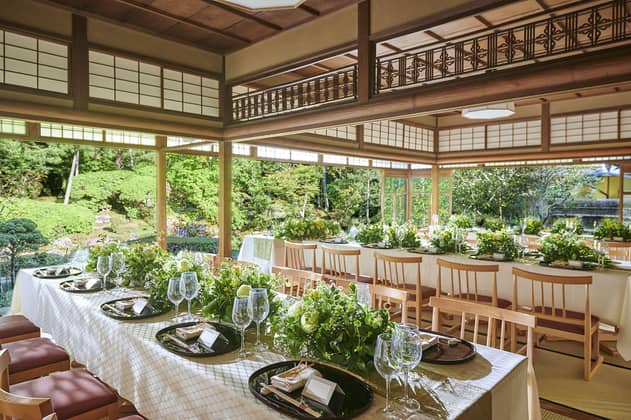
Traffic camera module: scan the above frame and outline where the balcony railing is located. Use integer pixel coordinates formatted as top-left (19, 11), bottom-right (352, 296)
top-left (375, 0), bottom-right (631, 93)
top-left (231, 64), bottom-right (357, 122)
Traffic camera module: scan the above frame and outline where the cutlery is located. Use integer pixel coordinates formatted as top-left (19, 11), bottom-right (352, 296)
top-left (261, 385), bottom-right (321, 418)
top-left (103, 303), bottom-right (132, 317)
top-left (164, 333), bottom-right (198, 353)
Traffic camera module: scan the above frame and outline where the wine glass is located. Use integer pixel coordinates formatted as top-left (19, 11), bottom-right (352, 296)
top-left (96, 256), bottom-right (111, 293)
top-left (391, 323), bottom-right (423, 413)
top-left (232, 296), bottom-right (252, 358)
top-left (168, 277), bottom-right (184, 322)
top-left (355, 283), bottom-right (372, 309)
top-left (248, 288), bottom-right (270, 352)
top-left (109, 252), bottom-right (126, 292)
top-left (374, 333), bottom-right (399, 418)
top-left (180, 272), bottom-right (199, 321)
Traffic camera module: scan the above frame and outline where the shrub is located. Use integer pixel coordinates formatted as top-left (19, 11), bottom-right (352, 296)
top-left (551, 217), bottom-right (584, 235)
top-left (167, 237), bottom-right (218, 254)
top-left (4, 199), bottom-right (94, 240)
top-left (482, 216), bottom-right (505, 232)
top-left (448, 214), bottom-right (473, 229)
top-left (355, 224), bottom-right (385, 244)
top-left (15, 252), bottom-right (67, 270)
top-left (477, 230), bottom-right (520, 260)
top-left (0, 218), bottom-right (48, 279)
top-left (274, 218), bottom-right (340, 241)
top-left (594, 218), bottom-right (631, 240)
top-left (523, 217), bottom-right (544, 236)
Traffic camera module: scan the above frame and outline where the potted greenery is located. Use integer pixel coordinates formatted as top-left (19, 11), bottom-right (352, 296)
top-left (398, 224), bottom-right (420, 248)
top-left (550, 218), bottom-right (584, 235)
top-left (429, 226), bottom-right (461, 253)
top-left (481, 216), bottom-right (505, 232)
top-left (274, 218), bottom-right (340, 241)
top-left (476, 230), bottom-right (520, 261)
top-left (539, 232), bottom-right (602, 268)
top-left (523, 217), bottom-right (543, 236)
top-left (447, 214), bottom-right (473, 229)
top-left (356, 223), bottom-right (386, 246)
top-left (594, 218), bottom-right (631, 242)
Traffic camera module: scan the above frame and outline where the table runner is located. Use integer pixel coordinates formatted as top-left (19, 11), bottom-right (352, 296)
top-left (11, 269), bottom-right (529, 419)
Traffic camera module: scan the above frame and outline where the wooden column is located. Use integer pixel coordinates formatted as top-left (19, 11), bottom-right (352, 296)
top-left (155, 136), bottom-right (167, 249)
top-left (218, 142), bottom-right (232, 258)
top-left (357, 0), bottom-right (374, 103)
top-left (406, 171), bottom-right (412, 221)
top-left (541, 101), bottom-right (551, 153)
top-left (431, 164), bottom-right (440, 221)
top-left (71, 14), bottom-right (89, 110)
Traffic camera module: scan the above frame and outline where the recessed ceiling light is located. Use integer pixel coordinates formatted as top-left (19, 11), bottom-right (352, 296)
top-left (461, 103), bottom-right (515, 119)
top-left (215, 0), bottom-right (307, 11)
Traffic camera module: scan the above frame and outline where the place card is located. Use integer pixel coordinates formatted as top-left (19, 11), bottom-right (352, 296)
top-left (198, 327), bottom-right (220, 349)
top-left (85, 277), bottom-right (101, 290)
top-left (132, 298), bottom-right (148, 315)
top-left (302, 376), bottom-right (344, 406)
top-left (116, 299), bottom-right (135, 311)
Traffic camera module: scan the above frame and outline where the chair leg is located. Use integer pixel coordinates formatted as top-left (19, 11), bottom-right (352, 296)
top-left (584, 330), bottom-right (592, 381)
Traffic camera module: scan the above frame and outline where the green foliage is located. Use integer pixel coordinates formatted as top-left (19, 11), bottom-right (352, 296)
top-left (15, 252), bottom-right (67, 271)
top-left (523, 217), bottom-right (544, 236)
top-left (429, 227), bottom-right (457, 252)
top-left (0, 218), bottom-right (48, 279)
top-left (167, 155), bottom-right (218, 222)
top-left (447, 214), bottom-right (473, 229)
top-left (85, 242), bottom-right (123, 272)
top-left (540, 233), bottom-right (600, 264)
top-left (594, 218), bottom-right (631, 240)
top-left (200, 262), bottom-right (280, 322)
top-left (481, 216), bottom-right (505, 232)
top-left (356, 224), bottom-right (385, 244)
top-left (125, 243), bottom-right (170, 289)
top-left (551, 218), bottom-right (584, 235)
top-left (398, 224), bottom-right (419, 248)
top-left (271, 283), bottom-right (391, 373)
top-left (4, 199), bottom-right (93, 239)
top-left (166, 237), bottom-right (218, 254)
top-left (274, 218), bottom-right (340, 241)
top-left (70, 170), bottom-right (127, 210)
top-left (477, 230), bottom-right (520, 260)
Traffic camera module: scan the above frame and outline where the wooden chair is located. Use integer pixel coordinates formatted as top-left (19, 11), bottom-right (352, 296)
top-left (373, 253), bottom-right (435, 328)
top-left (512, 267), bottom-right (603, 381)
top-left (3, 337), bottom-right (71, 384)
top-left (0, 349), bottom-right (119, 419)
top-left (429, 297), bottom-right (540, 420)
top-left (605, 241), bottom-right (631, 262)
top-left (370, 284), bottom-right (408, 323)
top-left (284, 241), bottom-right (317, 271)
top-left (436, 258), bottom-right (509, 308)
top-left (524, 235), bottom-right (542, 251)
top-left (272, 266), bottom-right (323, 297)
top-left (320, 246), bottom-right (372, 284)
top-left (0, 315), bottom-right (40, 345)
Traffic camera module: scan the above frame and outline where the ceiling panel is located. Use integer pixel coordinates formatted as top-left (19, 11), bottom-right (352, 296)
top-left (150, 0), bottom-right (208, 17)
top-left (224, 20), bottom-right (278, 41)
top-left (189, 6), bottom-right (244, 30)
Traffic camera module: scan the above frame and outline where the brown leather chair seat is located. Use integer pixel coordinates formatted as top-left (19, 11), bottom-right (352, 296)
top-left (534, 306), bottom-right (599, 335)
top-left (2, 337), bottom-right (69, 374)
top-left (449, 294), bottom-right (512, 309)
top-left (0, 315), bottom-right (40, 342)
top-left (401, 284), bottom-right (437, 301)
top-left (10, 369), bottom-right (118, 420)
top-left (322, 270), bottom-right (372, 284)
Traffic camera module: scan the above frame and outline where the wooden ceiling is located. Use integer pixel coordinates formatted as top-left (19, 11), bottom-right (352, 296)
top-left (41, 0), bottom-right (357, 54)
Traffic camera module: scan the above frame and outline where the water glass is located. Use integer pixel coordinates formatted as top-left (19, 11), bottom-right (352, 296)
top-left (96, 255), bottom-right (111, 292)
top-left (355, 283), bottom-right (372, 309)
top-left (391, 323), bottom-right (423, 413)
top-left (374, 333), bottom-right (399, 418)
top-left (167, 277), bottom-right (184, 322)
top-left (180, 272), bottom-right (199, 321)
top-left (232, 296), bottom-right (252, 358)
top-left (248, 288), bottom-right (270, 351)
top-left (109, 252), bottom-right (126, 291)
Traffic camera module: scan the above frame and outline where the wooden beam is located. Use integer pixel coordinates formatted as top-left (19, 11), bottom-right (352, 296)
top-left (299, 3), bottom-right (320, 16)
top-left (541, 101), bottom-right (550, 153)
top-left (218, 142), bottom-right (233, 258)
top-left (431, 164), bottom-right (440, 220)
top-left (156, 135), bottom-right (168, 249)
top-left (200, 0), bottom-right (283, 31)
top-left (224, 46), bottom-right (631, 141)
top-left (357, 0), bottom-right (373, 103)
top-left (71, 15), bottom-right (88, 110)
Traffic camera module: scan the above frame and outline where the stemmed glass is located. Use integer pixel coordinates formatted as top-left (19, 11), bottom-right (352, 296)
top-left (232, 296), bottom-right (253, 358)
top-left (168, 277), bottom-right (184, 322)
top-left (180, 272), bottom-right (199, 321)
top-left (248, 288), bottom-right (270, 352)
top-left (109, 252), bottom-right (126, 292)
top-left (355, 283), bottom-right (372, 309)
top-left (391, 323), bottom-right (423, 413)
top-left (96, 255), bottom-right (111, 293)
top-left (374, 333), bottom-right (399, 418)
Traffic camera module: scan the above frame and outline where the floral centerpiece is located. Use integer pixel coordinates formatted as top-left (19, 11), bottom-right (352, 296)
top-left (594, 218), bottom-right (631, 241)
top-left (447, 214), bottom-right (473, 229)
top-left (85, 242), bottom-right (123, 272)
top-left (551, 218), bottom-right (584, 234)
top-left (274, 218), bottom-right (340, 241)
top-left (539, 232), bottom-right (603, 266)
top-left (271, 283), bottom-right (391, 373)
top-left (397, 223), bottom-right (420, 248)
top-left (476, 230), bottom-right (521, 261)
top-left (429, 226), bottom-right (465, 252)
top-left (356, 223), bottom-right (385, 245)
top-left (200, 262), bottom-right (280, 322)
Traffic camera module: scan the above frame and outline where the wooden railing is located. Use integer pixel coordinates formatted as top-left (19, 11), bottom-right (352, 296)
top-left (231, 64), bottom-right (357, 122)
top-left (375, 0), bottom-right (631, 93)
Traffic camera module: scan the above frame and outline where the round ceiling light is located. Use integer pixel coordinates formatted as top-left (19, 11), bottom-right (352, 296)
top-left (215, 0), bottom-right (307, 10)
top-left (461, 103), bottom-right (515, 119)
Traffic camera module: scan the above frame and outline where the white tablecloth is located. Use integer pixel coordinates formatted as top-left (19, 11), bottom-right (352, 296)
top-left (10, 269), bottom-right (530, 420)
top-left (238, 235), bottom-right (285, 273)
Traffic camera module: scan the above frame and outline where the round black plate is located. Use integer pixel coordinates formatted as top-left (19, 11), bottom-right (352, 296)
top-left (33, 266), bottom-right (82, 279)
top-left (469, 254), bottom-right (512, 262)
top-left (101, 297), bottom-right (168, 320)
top-left (59, 279), bottom-right (103, 293)
top-left (420, 329), bottom-right (477, 365)
top-left (155, 321), bottom-right (240, 357)
top-left (320, 238), bottom-right (349, 245)
top-left (249, 360), bottom-right (373, 420)
top-left (408, 248), bottom-right (446, 255)
top-left (362, 243), bottom-right (393, 249)
top-left (539, 261), bottom-right (596, 271)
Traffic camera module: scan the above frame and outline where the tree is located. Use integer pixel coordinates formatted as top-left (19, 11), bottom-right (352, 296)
top-left (0, 218), bottom-right (48, 282)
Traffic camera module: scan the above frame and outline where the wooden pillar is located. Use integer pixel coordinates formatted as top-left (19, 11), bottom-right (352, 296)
top-left (155, 136), bottom-right (167, 249)
top-left (406, 171), bottom-right (412, 221)
top-left (218, 142), bottom-right (232, 258)
top-left (71, 14), bottom-right (89, 110)
top-left (541, 101), bottom-right (550, 153)
top-left (431, 164), bottom-right (440, 222)
top-left (357, 0), bottom-right (374, 103)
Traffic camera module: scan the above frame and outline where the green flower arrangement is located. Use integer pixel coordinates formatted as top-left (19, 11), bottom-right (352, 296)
top-left (523, 217), bottom-right (543, 236)
top-left (85, 242), bottom-right (123, 272)
top-left (476, 230), bottom-right (521, 261)
top-left (356, 223), bottom-right (386, 245)
top-left (551, 218), bottom-right (584, 235)
top-left (398, 224), bottom-right (420, 248)
top-left (429, 226), bottom-right (460, 252)
top-left (271, 283), bottom-right (391, 373)
top-left (482, 216), bottom-right (505, 232)
top-left (274, 218), bottom-right (340, 241)
top-left (126, 243), bottom-right (170, 288)
top-left (539, 232), bottom-right (602, 265)
top-left (200, 262), bottom-right (281, 322)
top-left (594, 218), bottom-right (631, 241)
top-left (447, 214), bottom-right (473, 229)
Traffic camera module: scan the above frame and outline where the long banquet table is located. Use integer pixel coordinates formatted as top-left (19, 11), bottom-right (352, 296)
top-left (10, 268), bottom-right (530, 419)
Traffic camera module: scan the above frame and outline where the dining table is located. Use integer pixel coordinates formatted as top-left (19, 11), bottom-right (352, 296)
top-left (10, 267), bottom-right (530, 419)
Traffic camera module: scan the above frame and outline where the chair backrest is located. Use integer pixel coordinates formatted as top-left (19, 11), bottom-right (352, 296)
top-left (321, 246), bottom-right (360, 282)
top-left (373, 252), bottom-right (422, 289)
top-left (512, 267), bottom-right (593, 333)
top-left (436, 258), bottom-right (499, 305)
top-left (606, 241), bottom-right (631, 262)
top-left (272, 266), bottom-right (324, 297)
top-left (0, 349), bottom-right (53, 419)
top-left (371, 284), bottom-right (408, 322)
top-left (284, 241), bottom-right (317, 271)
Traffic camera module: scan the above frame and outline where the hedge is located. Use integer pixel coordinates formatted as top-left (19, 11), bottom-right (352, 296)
top-left (3, 199), bottom-right (94, 239)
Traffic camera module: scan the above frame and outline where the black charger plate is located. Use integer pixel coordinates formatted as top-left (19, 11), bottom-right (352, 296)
top-left (420, 330), bottom-right (477, 364)
top-left (155, 321), bottom-right (240, 357)
top-left (33, 266), bottom-right (82, 279)
top-left (59, 279), bottom-right (103, 293)
top-left (101, 297), bottom-right (168, 320)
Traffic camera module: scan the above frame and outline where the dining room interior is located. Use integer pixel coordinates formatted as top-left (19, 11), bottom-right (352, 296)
top-left (1, 0), bottom-right (631, 419)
